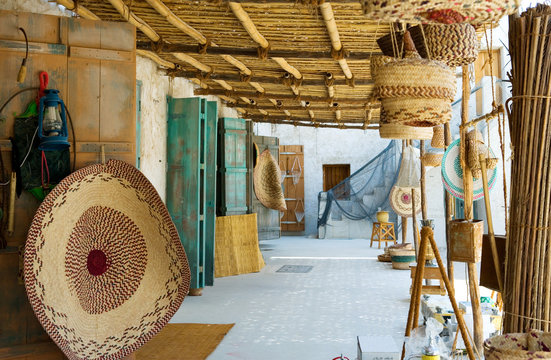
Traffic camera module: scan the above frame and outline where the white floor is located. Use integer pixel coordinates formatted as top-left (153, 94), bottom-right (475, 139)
top-left (170, 236), bottom-right (485, 360)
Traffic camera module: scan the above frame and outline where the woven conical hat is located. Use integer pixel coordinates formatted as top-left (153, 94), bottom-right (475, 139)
top-left (24, 160), bottom-right (190, 360)
top-left (389, 186), bottom-right (422, 218)
top-left (253, 150), bottom-right (287, 211)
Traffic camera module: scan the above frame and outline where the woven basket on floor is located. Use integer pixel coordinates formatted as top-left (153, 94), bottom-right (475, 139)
top-left (425, 23), bottom-right (479, 67)
top-left (360, 0), bottom-right (520, 26)
top-left (421, 152), bottom-right (444, 167)
top-left (484, 331), bottom-right (551, 359)
top-left (373, 31), bottom-right (456, 127)
top-left (253, 149), bottom-right (287, 211)
top-left (379, 123), bottom-right (433, 140)
top-left (431, 125), bottom-right (445, 149)
top-left (389, 248), bottom-right (416, 270)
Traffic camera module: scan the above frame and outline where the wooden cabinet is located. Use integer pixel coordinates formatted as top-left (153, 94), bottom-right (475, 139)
top-left (279, 145), bottom-right (305, 232)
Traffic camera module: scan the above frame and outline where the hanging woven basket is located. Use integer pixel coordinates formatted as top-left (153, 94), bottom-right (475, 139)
top-left (421, 152), bottom-right (444, 167)
top-left (425, 23), bottom-right (479, 67)
top-left (379, 123), bottom-right (433, 140)
top-left (373, 31), bottom-right (456, 127)
top-left (431, 125), bottom-right (445, 149)
top-left (360, 0), bottom-right (520, 26)
top-left (253, 150), bottom-right (287, 212)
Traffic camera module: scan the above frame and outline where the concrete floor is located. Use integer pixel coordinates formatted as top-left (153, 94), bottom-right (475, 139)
top-left (170, 236), bottom-right (483, 360)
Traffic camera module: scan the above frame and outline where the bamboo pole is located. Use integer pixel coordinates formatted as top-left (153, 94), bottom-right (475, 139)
top-left (213, 79), bottom-right (233, 91)
top-left (227, 103), bottom-right (376, 111)
top-left (479, 155), bottom-right (503, 293)
top-left (173, 53), bottom-right (212, 73)
top-left (460, 64), bottom-right (483, 352)
top-left (419, 140), bottom-right (427, 220)
top-left (144, 0), bottom-right (207, 44)
top-left (228, 2), bottom-right (270, 49)
top-left (221, 55), bottom-right (252, 76)
top-left (444, 122), bottom-right (454, 289)
top-left (319, 2), bottom-right (354, 80)
top-left (106, 0), bottom-right (160, 42)
top-left (56, 0), bottom-right (100, 20)
top-left (272, 58), bottom-right (302, 80)
top-left (136, 50), bottom-right (175, 69)
top-left (246, 118), bottom-right (374, 130)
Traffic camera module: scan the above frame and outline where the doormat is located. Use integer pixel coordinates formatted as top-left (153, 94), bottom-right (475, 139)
top-left (276, 265), bottom-right (313, 273)
top-left (136, 323), bottom-right (234, 360)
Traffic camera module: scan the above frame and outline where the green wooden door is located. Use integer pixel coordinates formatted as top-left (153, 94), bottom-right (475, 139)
top-left (205, 101), bottom-right (218, 286)
top-left (166, 97), bottom-right (210, 289)
top-left (217, 118), bottom-right (249, 215)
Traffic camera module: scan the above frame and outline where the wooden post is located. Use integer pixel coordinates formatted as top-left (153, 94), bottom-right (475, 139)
top-left (480, 155), bottom-right (504, 293)
top-left (461, 65), bottom-right (483, 352)
top-left (420, 140), bottom-right (427, 221)
top-left (412, 189), bottom-right (419, 258)
top-left (402, 217), bottom-right (408, 244)
top-left (444, 122), bottom-right (454, 289)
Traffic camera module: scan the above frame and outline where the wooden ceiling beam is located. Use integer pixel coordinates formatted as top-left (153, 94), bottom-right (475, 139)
top-left (195, 88), bottom-right (377, 105)
top-left (225, 103), bottom-right (378, 110)
top-left (137, 42), bottom-right (378, 61)
top-left (248, 117), bottom-right (379, 130)
top-left (165, 70), bottom-right (375, 87)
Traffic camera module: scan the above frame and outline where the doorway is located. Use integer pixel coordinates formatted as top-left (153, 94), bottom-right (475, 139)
top-left (323, 164), bottom-right (350, 192)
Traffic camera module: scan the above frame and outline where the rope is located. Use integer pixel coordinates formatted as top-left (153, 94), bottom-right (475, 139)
top-left (331, 46), bottom-right (347, 60)
top-left (504, 311), bottom-right (551, 324)
top-left (198, 38), bottom-right (211, 55)
top-left (240, 72), bottom-right (253, 83)
top-left (257, 45), bottom-right (270, 60)
top-left (345, 74), bottom-right (355, 88)
top-left (151, 39), bottom-right (164, 54)
top-left (369, 21), bottom-right (381, 67)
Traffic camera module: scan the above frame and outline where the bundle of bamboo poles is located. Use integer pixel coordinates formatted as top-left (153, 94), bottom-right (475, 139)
top-left (504, 5), bottom-right (551, 333)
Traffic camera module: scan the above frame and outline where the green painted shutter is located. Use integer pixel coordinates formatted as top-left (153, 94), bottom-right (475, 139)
top-left (204, 101), bottom-right (218, 286)
top-left (166, 97), bottom-right (211, 289)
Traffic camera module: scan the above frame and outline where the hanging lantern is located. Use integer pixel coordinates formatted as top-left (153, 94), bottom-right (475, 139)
top-left (38, 89), bottom-right (70, 151)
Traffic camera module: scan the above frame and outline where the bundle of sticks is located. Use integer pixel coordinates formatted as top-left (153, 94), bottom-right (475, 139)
top-left (505, 4), bottom-right (551, 333)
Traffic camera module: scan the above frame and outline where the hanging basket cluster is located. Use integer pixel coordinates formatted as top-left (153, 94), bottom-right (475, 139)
top-left (373, 30), bottom-right (456, 138)
top-left (361, 0), bottom-right (520, 26)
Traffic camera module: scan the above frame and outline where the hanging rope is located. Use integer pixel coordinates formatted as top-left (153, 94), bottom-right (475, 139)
top-left (198, 38), bottom-right (211, 55)
top-left (257, 45), bottom-right (270, 60)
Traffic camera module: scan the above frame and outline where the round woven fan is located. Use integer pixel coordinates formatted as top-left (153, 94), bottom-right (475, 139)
top-left (441, 138), bottom-right (497, 200)
top-left (389, 186), bottom-right (422, 218)
top-left (24, 160), bottom-right (190, 360)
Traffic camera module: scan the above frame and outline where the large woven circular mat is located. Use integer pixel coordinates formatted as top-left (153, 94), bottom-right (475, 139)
top-left (253, 149), bottom-right (286, 211)
top-left (24, 160), bottom-right (190, 360)
top-left (389, 186), bottom-right (421, 218)
top-left (441, 138), bottom-right (497, 200)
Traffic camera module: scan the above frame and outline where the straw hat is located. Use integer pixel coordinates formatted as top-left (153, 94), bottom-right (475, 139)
top-left (253, 150), bottom-right (287, 211)
top-left (24, 160), bottom-right (190, 360)
top-left (441, 139), bottom-right (497, 200)
top-left (389, 186), bottom-right (422, 218)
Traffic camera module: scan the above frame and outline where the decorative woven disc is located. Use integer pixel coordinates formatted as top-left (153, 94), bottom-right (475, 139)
top-left (441, 138), bottom-right (497, 200)
top-left (389, 186), bottom-right (421, 218)
top-left (24, 160), bottom-right (190, 360)
top-left (253, 150), bottom-right (287, 211)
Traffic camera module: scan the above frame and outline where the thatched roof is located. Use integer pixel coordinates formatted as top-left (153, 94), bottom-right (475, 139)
top-left (54, 0), bottom-right (511, 129)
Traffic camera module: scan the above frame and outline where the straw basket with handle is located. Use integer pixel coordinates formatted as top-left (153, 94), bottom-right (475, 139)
top-left (360, 0), bottom-right (520, 26)
top-left (373, 31), bottom-right (456, 127)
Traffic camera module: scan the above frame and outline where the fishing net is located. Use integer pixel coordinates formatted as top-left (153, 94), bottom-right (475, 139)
top-left (318, 140), bottom-right (402, 228)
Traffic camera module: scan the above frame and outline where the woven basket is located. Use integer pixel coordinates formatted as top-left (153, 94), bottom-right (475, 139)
top-left (425, 23), bottom-right (479, 67)
top-left (389, 248), bottom-right (416, 270)
top-left (253, 150), bottom-right (287, 211)
top-left (370, 54), bottom-right (395, 77)
top-left (421, 152), bottom-right (444, 167)
top-left (484, 331), bottom-right (551, 359)
top-left (486, 157), bottom-right (498, 169)
top-left (361, 0), bottom-right (520, 26)
top-left (379, 123), bottom-right (433, 140)
top-left (431, 125), bottom-right (445, 149)
top-left (373, 32), bottom-right (456, 127)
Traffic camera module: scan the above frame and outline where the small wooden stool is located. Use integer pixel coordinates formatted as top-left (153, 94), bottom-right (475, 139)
top-left (370, 222), bottom-right (397, 248)
top-left (409, 264), bottom-right (446, 296)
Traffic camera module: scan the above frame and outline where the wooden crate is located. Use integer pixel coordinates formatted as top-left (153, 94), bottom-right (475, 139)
top-left (449, 219), bottom-right (484, 263)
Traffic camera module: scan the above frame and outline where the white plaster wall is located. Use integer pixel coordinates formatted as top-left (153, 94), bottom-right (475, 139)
top-left (254, 123), bottom-right (391, 236)
top-left (137, 56), bottom-right (239, 202)
top-left (0, 0), bottom-right (70, 15)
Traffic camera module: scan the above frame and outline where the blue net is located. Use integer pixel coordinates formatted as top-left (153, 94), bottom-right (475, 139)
top-left (317, 140), bottom-right (402, 228)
